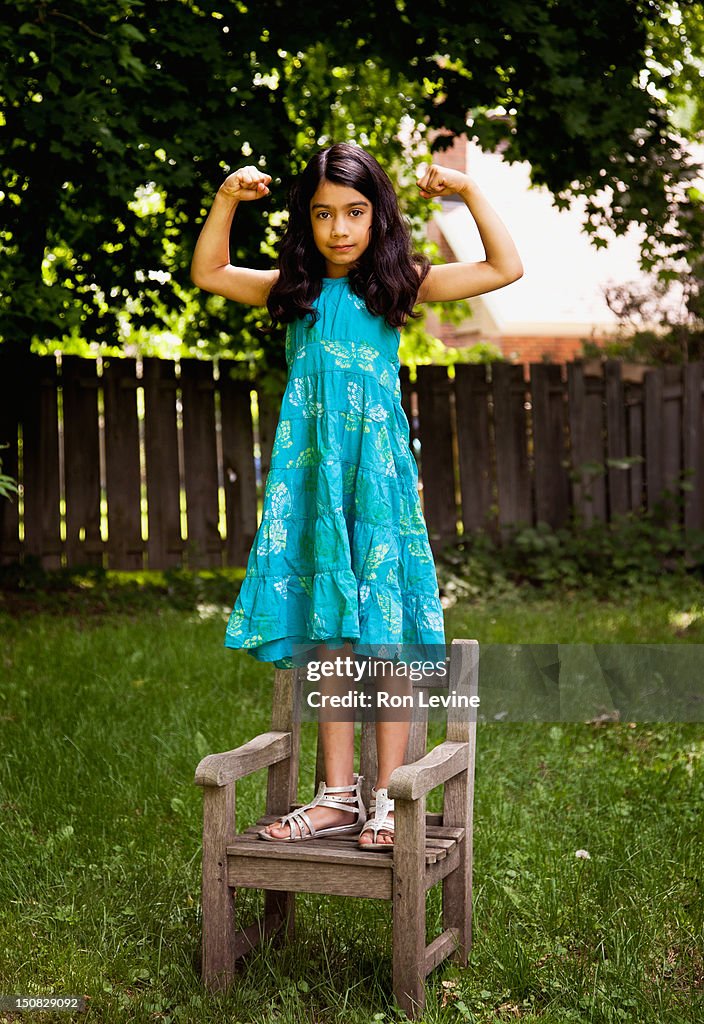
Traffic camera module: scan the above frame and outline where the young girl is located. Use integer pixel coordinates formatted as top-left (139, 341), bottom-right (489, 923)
top-left (191, 143), bottom-right (522, 848)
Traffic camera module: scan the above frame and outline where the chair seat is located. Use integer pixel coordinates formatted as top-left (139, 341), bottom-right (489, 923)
top-left (225, 816), bottom-right (465, 900)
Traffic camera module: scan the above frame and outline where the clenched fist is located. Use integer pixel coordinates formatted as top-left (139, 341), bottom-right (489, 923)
top-left (416, 164), bottom-right (471, 200)
top-left (219, 164), bottom-right (271, 201)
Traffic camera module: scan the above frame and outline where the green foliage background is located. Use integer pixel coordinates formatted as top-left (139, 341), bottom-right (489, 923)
top-left (1, 0), bottom-right (703, 381)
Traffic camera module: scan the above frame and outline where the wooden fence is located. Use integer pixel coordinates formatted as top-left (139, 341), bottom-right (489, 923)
top-left (1, 351), bottom-right (703, 570)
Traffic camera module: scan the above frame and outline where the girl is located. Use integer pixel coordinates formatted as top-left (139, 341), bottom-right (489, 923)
top-left (191, 143), bottom-right (522, 848)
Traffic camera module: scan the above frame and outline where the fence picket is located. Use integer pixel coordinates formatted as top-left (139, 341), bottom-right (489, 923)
top-left (531, 363), bottom-right (569, 528)
top-left (454, 364), bottom-right (494, 538)
top-left (61, 357), bottom-right (102, 566)
top-left (103, 357), bottom-right (143, 570)
top-left (142, 357), bottom-right (183, 569)
top-left (180, 359), bottom-right (222, 569)
top-left (219, 363), bottom-right (258, 568)
top-left (2, 355), bottom-right (704, 570)
top-left (493, 362), bottom-right (531, 533)
top-left (416, 364), bottom-right (457, 545)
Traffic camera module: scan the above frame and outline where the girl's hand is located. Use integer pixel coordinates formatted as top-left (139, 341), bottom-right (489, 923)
top-left (416, 163), bottom-right (470, 200)
top-left (219, 165), bottom-right (271, 201)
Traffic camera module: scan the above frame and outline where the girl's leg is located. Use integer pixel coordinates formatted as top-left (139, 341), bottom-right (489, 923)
top-left (262, 641), bottom-right (357, 838)
top-left (358, 656), bottom-right (412, 846)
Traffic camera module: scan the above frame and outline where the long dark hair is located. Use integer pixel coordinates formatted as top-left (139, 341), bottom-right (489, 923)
top-left (267, 143), bottom-right (430, 328)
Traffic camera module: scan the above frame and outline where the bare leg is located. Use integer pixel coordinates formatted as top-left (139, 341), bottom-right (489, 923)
top-left (263, 641), bottom-right (357, 838)
top-left (359, 656), bottom-right (412, 847)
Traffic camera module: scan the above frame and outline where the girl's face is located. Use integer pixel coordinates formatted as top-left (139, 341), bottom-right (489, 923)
top-left (309, 179), bottom-right (373, 278)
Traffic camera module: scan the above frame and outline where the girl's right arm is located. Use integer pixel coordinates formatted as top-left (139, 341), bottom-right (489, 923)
top-left (190, 164), bottom-right (279, 307)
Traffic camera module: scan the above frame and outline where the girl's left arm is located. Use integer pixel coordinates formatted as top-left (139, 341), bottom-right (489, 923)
top-left (415, 164), bottom-right (524, 303)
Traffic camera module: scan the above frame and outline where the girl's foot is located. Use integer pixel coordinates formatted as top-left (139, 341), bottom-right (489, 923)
top-left (258, 777), bottom-right (366, 842)
top-left (262, 805), bottom-right (356, 839)
top-left (358, 786), bottom-right (395, 849)
top-left (357, 812), bottom-right (394, 845)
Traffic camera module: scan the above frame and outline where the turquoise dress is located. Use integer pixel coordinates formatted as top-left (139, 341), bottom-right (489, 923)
top-left (223, 275), bottom-right (446, 668)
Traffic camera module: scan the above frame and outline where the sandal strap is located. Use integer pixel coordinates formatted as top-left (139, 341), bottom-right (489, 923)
top-left (362, 786), bottom-right (395, 838)
top-left (274, 807), bottom-right (316, 839)
top-left (272, 776), bottom-right (366, 838)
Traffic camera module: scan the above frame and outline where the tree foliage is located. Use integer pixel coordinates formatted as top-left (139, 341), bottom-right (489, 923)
top-left (1, 0), bottom-right (702, 369)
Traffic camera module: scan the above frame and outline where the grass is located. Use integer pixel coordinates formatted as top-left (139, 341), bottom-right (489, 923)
top-left (0, 575), bottom-right (703, 1022)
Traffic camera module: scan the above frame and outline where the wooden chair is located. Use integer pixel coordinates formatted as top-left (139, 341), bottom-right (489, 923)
top-left (194, 637), bottom-right (479, 1018)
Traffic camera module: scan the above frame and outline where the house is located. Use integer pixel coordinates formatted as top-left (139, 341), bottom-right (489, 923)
top-left (424, 135), bottom-right (655, 371)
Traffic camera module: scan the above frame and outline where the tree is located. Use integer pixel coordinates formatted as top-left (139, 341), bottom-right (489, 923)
top-left (1, 0), bottom-right (702, 373)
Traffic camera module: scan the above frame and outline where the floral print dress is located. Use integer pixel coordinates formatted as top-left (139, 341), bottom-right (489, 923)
top-left (224, 275), bottom-right (446, 668)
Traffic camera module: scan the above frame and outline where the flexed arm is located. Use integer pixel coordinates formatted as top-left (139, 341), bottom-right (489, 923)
top-left (415, 163), bottom-right (524, 303)
top-left (190, 164), bottom-right (279, 307)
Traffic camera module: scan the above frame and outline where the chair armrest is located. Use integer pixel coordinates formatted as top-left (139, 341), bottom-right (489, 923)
top-left (194, 730), bottom-right (292, 788)
top-left (387, 741), bottom-right (469, 801)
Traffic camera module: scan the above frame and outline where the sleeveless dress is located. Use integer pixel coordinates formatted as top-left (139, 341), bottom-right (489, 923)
top-left (223, 275), bottom-right (446, 668)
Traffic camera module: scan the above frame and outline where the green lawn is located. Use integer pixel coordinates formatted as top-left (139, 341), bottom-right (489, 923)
top-left (1, 579), bottom-right (703, 1022)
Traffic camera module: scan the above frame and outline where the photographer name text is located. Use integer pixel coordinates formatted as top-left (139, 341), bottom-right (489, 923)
top-left (306, 691), bottom-right (480, 709)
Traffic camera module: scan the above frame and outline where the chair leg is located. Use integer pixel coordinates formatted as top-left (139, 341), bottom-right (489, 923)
top-left (264, 890), bottom-right (295, 947)
top-left (392, 796), bottom-right (426, 1019)
top-left (442, 770), bottom-right (473, 964)
top-left (201, 784), bottom-right (236, 991)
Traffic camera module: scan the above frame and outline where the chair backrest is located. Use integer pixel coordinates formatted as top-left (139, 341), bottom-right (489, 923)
top-left (268, 639), bottom-right (479, 815)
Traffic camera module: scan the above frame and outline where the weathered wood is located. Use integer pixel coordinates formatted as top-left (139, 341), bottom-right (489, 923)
top-left (142, 358), bottom-right (182, 568)
top-left (201, 783), bottom-right (236, 992)
top-left (9, 355), bottom-right (704, 569)
top-left (567, 360), bottom-right (587, 522)
top-left (406, 694), bottom-right (429, 765)
top-left (180, 359), bottom-right (222, 568)
top-left (265, 667), bottom-right (303, 938)
top-left (424, 928), bottom-right (461, 977)
top-left (415, 364), bottom-right (457, 543)
top-left (228, 833), bottom-right (394, 866)
top-left (0, 349), bottom-right (22, 564)
top-left (218, 361), bottom-right (258, 567)
top-left (228, 854), bottom-right (393, 898)
top-left (442, 638), bottom-right (478, 963)
top-left (102, 357), bottom-right (143, 570)
top-left (683, 363), bottom-right (704, 536)
top-left (61, 357), bottom-right (103, 566)
top-left (454, 363), bottom-right (495, 537)
top-left (530, 363), bottom-right (570, 528)
top-left (440, 643), bottom-right (478, 962)
top-left (446, 638), bottom-right (480, 745)
top-left (424, 844), bottom-right (462, 890)
top-left (232, 913), bottom-right (285, 961)
top-left (196, 638), bottom-right (477, 1017)
top-left (392, 795), bottom-right (427, 1017)
top-left (568, 361), bottom-right (607, 524)
top-left (195, 731), bottom-right (292, 787)
top-left (604, 360), bottom-right (629, 519)
top-left (644, 367), bottom-right (665, 516)
top-left (359, 719), bottom-right (377, 812)
top-left (663, 364), bottom-right (684, 528)
top-left (492, 362), bottom-right (531, 536)
top-left (18, 355), bottom-right (62, 568)
top-left (268, 669), bottom-right (302, 813)
top-left (626, 379), bottom-right (645, 513)
top-left (389, 742), bottom-right (469, 801)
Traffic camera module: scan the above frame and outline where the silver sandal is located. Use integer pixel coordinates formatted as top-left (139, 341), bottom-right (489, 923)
top-left (258, 774), bottom-right (366, 842)
top-left (358, 786), bottom-right (395, 850)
